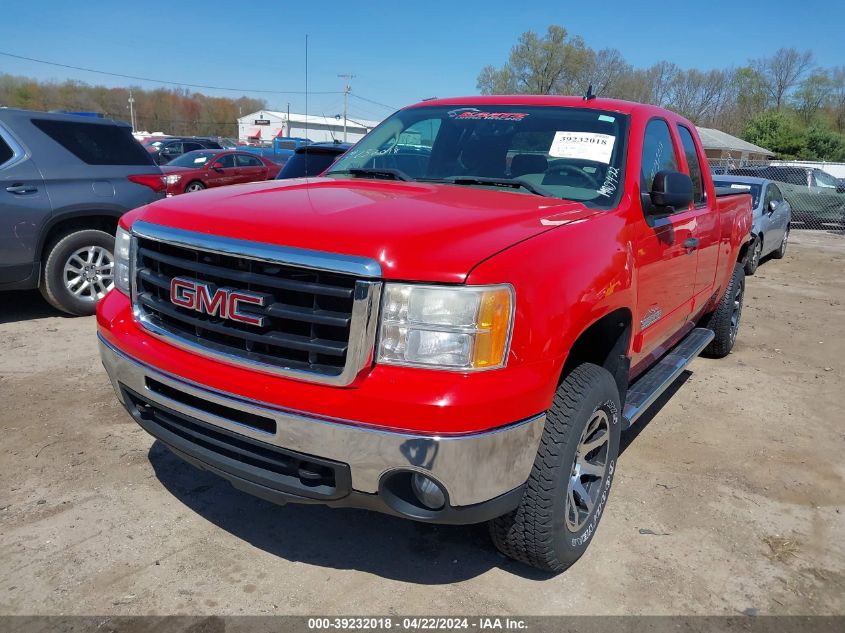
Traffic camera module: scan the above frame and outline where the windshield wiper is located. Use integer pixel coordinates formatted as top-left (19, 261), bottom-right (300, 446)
top-left (441, 176), bottom-right (555, 198)
top-left (337, 167), bottom-right (413, 182)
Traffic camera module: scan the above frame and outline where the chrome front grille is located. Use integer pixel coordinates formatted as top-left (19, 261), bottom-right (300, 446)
top-left (130, 221), bottom-right (382, 386)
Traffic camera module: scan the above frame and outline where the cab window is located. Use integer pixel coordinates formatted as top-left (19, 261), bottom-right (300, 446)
top-left (640, 119), bottom-right (678, 195)
top-left (677, 125), bottom-right (706, 206)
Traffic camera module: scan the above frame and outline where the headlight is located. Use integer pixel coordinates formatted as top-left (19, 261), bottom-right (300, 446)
top-left (113, 226), bottom-right (132, 296)
top-left (164, 174), bottom-right (182, 185)
top-left (378, 284), bottom-right (514, 370)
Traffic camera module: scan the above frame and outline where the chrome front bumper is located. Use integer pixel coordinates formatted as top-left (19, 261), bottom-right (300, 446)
top-left (98, 335), bottom-right (545, 511)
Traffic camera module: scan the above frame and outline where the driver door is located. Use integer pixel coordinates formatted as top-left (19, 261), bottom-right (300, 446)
top-left (208, 154), bottom-right (237, 187)
top-left (632, 118), bottom-right (699, 368)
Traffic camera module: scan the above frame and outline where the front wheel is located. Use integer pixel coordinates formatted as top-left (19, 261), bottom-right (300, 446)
top-left (745, 236), bottom-right (762, 275)
top-left (702, 263), bottom-right (745, 358)
top-left (185, 181), bottom-right (205, 193)
top-left (489, 363), bottom-right (621, 572)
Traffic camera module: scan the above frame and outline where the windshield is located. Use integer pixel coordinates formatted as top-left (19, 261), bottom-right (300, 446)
top-left (142, 138), bottom-right (170, 148)
top-left (327, 105), bottom-right (629, 208)
top-left (714, 180), bottom-right (762, 207)
top-left (167, 150), bottom-right (218, 168)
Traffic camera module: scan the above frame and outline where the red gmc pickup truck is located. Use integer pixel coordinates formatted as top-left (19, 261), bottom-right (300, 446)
top-left (97, 96), bottom-right (752, 572)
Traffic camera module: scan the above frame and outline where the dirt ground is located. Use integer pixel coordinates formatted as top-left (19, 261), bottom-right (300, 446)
top-left (1, 231), bottom-right (843, 617)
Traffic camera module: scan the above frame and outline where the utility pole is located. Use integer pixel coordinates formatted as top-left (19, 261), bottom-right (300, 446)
top-left (127, 90), bottom-right (136, 132)
top-left (338, 74), bottom-right (355, 142)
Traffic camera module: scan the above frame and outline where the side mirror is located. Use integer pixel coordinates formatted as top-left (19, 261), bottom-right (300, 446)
top-left (211, 162), bottom-right (225, 171)
top-left (768, 200), bottom-right (778, 213)
top-left (647, 171), bottom-right (693, 212)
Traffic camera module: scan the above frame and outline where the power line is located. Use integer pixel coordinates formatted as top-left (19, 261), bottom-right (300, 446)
top-left (0, 50), bottom-right (343, 95)
top-left (350, 93), bottom-right (398, 111)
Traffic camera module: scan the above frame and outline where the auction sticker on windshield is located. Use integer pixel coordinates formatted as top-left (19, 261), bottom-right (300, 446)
top-left (549, 132), bottom-right (615, 164)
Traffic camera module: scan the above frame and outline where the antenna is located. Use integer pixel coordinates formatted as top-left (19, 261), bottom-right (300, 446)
top-left (583, 84), bottom-right (597, 101)
top-left (323, 112), bottom-right (337, 143)
top-left (305, 34), bottom-right (309, 144)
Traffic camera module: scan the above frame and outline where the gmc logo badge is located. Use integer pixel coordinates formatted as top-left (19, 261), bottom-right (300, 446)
top-left (170, 277), bottom-right (267, 327)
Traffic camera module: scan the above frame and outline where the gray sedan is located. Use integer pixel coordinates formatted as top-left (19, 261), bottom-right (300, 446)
top-left (714, 175), bottom-right (792, 274)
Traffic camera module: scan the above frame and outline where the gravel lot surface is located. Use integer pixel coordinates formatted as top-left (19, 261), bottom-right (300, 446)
top-left (1, 231), bottom-right (843, 616)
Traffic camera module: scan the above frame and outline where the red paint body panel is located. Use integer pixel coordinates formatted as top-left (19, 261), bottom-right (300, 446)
top-left (102, 96), bottom-right (752, 435)
top-left (123, 178), bottom-right (597, 283)
top-left (97, 291), bottom-right (558, 434)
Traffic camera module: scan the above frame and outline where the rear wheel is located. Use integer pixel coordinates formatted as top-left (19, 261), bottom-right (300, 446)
top-left (771, 226), bottom-right (789, 259)
top-left (702, 263), bottom-right (745, 358)
top-left (39, 229), bottom-right (115, 316)
top-left (185, 181), bottom-right (205, 193)
top-left (489, 363), bottom-right (621, 572)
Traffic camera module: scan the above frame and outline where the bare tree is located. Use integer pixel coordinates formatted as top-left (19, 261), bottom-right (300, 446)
top-left (753, 48), bottom-right (814, 108)
top-left (668, 69), bottom-right (732, 124)
top-left (578, 48), bottom-right (632, 96)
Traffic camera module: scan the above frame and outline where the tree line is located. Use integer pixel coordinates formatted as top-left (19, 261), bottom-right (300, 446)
top-left (478, 26), bottom-right (845, 161)
top-left (0, 74), bottom-right (267, 137)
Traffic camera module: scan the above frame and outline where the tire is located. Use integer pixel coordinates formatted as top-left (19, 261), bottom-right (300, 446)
top-left (744, 235), bottom-right (762, 275)
top-left (39, 229), bottom-right (115, 316)
top-left (489, 363), bottom-right (622, 572)
top-left (185, 181), bottom-right (205, 193)
top-left (701, 263), bottom-right (745, 358)
top-left (771, 226), bottom-right (789, 259)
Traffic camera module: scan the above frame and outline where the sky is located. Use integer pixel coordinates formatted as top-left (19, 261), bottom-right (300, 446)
top-left (2, 0), bottom-right (843, 123)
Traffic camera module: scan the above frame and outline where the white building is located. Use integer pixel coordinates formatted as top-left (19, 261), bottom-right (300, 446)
top-left (237, 110), bottom-right (381, 144)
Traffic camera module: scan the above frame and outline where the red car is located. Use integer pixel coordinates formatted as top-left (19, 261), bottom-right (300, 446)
top-left (99, 96), bottom-right (752, 572)
top-left (161, 149), bottom-right (281, 195)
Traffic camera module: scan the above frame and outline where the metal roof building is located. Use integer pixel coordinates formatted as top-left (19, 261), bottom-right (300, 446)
top-left (696, 126), bottom-right (774, 164)
top-left (237, 110), bottom-right (381, 144)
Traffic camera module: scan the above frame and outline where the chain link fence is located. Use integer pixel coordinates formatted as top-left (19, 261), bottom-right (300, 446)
top-left (707, 158), bottom-right (845, 232)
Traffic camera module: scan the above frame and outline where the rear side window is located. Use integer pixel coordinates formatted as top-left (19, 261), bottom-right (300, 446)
top-left (640, 119), bottom-right (678, 192)
top-left (677, 125), bottom-right (706, 206)
top-left (31, 119), bottom-right (153, 165)
top-left (0, 136), bottom-right (13, 165)
top-left (236, 154), bottom-right (262, 167)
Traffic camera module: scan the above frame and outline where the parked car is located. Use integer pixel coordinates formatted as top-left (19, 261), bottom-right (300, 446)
top-left (214, 137), bottom-right (240, 149)
top-left (276, 142), bottom-right (351, 179)
top-left (98, 96), bottom-right (751, 572)
top-left (240, 136), bottom-right (312, 165)
top-left (713, 176), bottom-right (791, 274)
top-left (0, 108), bottom-right (165, 315)
top-left (142, 136), bottom-right (222, 165)
top-left (729, 165), bottom-right (845, 229)
top-left (161, 150), bottom-right (281, 195)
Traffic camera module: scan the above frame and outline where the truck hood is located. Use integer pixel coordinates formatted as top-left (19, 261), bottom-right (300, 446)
top-left (130, 177), bottom-right (601, 282)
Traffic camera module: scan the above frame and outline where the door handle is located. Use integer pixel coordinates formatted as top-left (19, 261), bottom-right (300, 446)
top-left (6, 184), bottom-right (38, 195)
top-left (684, 237), bottom-right (700, 251)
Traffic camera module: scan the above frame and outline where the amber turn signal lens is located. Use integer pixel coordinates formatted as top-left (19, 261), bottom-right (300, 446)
top-left (472, 287), bottom-right (513, 368)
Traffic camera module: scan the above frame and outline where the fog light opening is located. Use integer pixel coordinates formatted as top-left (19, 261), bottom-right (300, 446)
top-left (411, 473), bottom-right (446, 510)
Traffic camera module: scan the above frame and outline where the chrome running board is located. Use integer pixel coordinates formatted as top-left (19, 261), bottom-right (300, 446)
top-left (622, 327), bottom-right (714, 429)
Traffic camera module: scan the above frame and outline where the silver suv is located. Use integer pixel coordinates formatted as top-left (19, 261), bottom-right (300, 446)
top-left (0, 108), bottom-right (164, 315)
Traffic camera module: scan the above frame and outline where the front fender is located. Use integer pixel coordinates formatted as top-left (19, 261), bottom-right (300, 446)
top-left (467, 210), bottom-right (634, 406)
